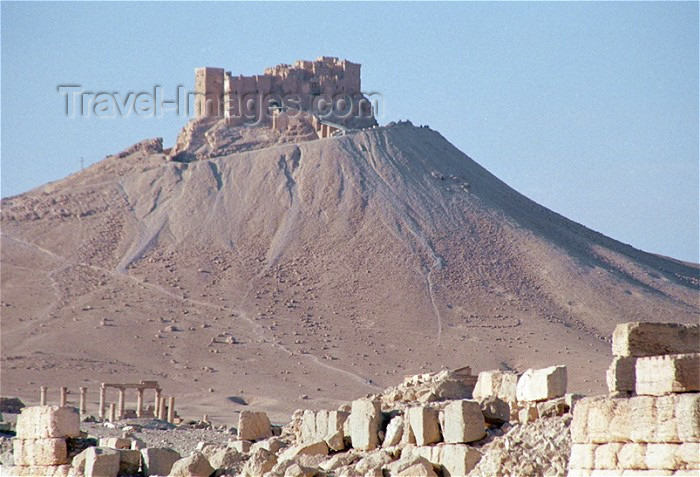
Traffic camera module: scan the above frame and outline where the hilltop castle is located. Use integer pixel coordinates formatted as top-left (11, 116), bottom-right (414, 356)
top-left (193, 57), bottom-right (377, 137)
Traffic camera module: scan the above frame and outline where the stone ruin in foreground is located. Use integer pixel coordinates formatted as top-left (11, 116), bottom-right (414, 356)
top-left (1, 321), bottom-right (697, 477)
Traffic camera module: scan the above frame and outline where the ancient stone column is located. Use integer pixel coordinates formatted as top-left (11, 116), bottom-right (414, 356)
top-left (40, 386), bottom-right (47, 406)
top-left (59, 387), bottom-right (68, 407)
top-left (158, 397), bottom-right (167, 421)
top-left (136, 388), bottom-right (144, 418)
top-left (79, 387), bottom-right (87, 416)
top-left (167, 396), bottom-right (175, 423)
top-left (99, 386), bottom-right (106, 420)
top-left (154, 389), bottom-right (162, 417)
top-left (117, 387), bottom-right (125, 420)
top-left (109, 403), bottom-right (116, 422)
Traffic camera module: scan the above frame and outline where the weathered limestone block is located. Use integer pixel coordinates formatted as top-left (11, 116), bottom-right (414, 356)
top-left (250, 437), bottom-right (285, 454)
top-left (677, 442), bottom-right (700, 470)
top-left (607, 356), bottom-right (637, 394)
top-left (168, 451), bottom-right (215, 477)
top-left (594, 443), bottom-right (623, 470)
top-left (473, 370), bottom-right (518, 403)
top-left (300, 409), bottom-right (349, 450)
top-left (572, 394), bottom-right (700, 444)
top-left (569, 444), bottom-right (597, 470)
top-left (140, 447), bottom-right (181, 477)
top-left (99, 437), bottom-right (132, 450)
top-left (278, 440), bottom-right (328, 462)
top-left (516, 365), bottom-right (567, 402)
top-left (635, 354), bottom-right (700, 396)
top-left (407, 406), bottom-right (442, 446)
top-left (617, 443), bottom-right (647, 470)
top-left (84, 447), bottom-right (120, 477)
top-left (118, 449), bottom-right (141, 475)
top-left (385, 455), bottom-right (435, 476)
top-left (440, 444), bottom-right (482, 477)
top-left (15, 406), bottom-right (80, 439)
top-left (238, 411), bottom-right (272, 441)
top-left (400, 414), bottom-right (416, 446)
top-left (241, 448), bottom-right (277, 477)
top-left (348, 398), bottom-right (381, 451)
top-left (13, 438), bottom-right (68, 466)
top-left (208, 447), bottom-right (245, 469)
top-left (442, 400), bottom-right (485, 443)
top-left (612, 322), bottom-right (699, 357)
top-left (382, 415), bottom-right (404, 448)
top-left (645, 443), bottom-right (679, 470)
top-left (676, 393), bottom-right (700, 442)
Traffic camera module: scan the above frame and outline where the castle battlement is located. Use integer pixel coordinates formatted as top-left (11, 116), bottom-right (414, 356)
top-left (194, 57), bottom-right (375, 132)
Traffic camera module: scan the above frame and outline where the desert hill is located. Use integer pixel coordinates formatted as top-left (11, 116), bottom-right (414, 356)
top-left (1, 121), bottom-right (697, 423)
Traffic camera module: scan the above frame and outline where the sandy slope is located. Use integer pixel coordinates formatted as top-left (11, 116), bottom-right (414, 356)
top-left (1, 123), bottom-right (697, 424)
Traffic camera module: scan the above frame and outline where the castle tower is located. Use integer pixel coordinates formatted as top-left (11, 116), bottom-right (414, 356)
top-left (194, 67), bottom-right (224, 118)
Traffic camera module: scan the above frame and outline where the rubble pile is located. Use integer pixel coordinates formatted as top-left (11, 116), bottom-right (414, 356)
top-left (4, 321), bottom-right (696, 476)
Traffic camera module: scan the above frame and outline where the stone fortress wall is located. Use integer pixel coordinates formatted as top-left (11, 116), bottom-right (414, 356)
top-left (569, 322), bottom-right (700, 476)
top-left (194, 57), bottom-right (375, 132)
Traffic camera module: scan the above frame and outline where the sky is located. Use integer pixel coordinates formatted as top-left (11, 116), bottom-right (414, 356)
top-left (1, 2), bottom-right (698, 262)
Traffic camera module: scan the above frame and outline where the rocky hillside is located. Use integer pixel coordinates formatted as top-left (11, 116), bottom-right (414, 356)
top-left (1, 121), bottom-right (697, 421)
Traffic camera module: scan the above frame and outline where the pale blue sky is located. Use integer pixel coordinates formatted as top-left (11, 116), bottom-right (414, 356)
top-left (1, 2), bottom-right (698, 262)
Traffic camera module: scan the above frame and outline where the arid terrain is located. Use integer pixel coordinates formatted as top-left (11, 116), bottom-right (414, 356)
top-left (2, 121), bottom-right (698, 424)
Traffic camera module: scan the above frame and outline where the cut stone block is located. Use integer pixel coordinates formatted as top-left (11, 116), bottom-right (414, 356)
top-left (645, 443), bottom-right (679, 470)
top-left (617, 443), bottom-right (646, 470)
top-left (516, 365), bottom-right (567, 402)
top-left (440, 444), bottom-right (482, 477)
top-left (278, 439), bottom-right (328, 462)
top-left (348, 398), bottom-right (381, 451)
top-left (241, 448), bottom-right (277, 477)
top-left (299, 409), bottom-right (349, 450)
top-left (382, 415), bottom-right (404, 448)
top-left (607, 356), bottom-right (637, 394)
top-left (472, 370), bottom-right (518, 403)
top-left (407, 406), bottom-right (442, 446)
top-left (442, 400), bottom-right (485, 444)
top-left (569, 444), bottom-right (597, 470)
top-left (635, 353), bottom-right (700, 396)
top-left (595, 443), bottom-right (623, 470)
top-left (238, 411), bottom-right (272, 441)
top-left (140, 447), bottom-right (181, 477)
top-left (15, 406), bottom-right (80, 439)
top-left (84, 447), bottom-right (120, 477)
top-left (612, 322), bottom-right (700, 358)
top-left (168, 451), bottom-right (214, 477)
top-left (676, 442), bottom-right (700, 469)
top-left (208, 447), bottom-right (245, 469)
top-left (571, 394), bottom-right (700, 444)
top-left (250, 437), bottom-right (284, 455)
top-left (13, 438), bottom-right (68, 466)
